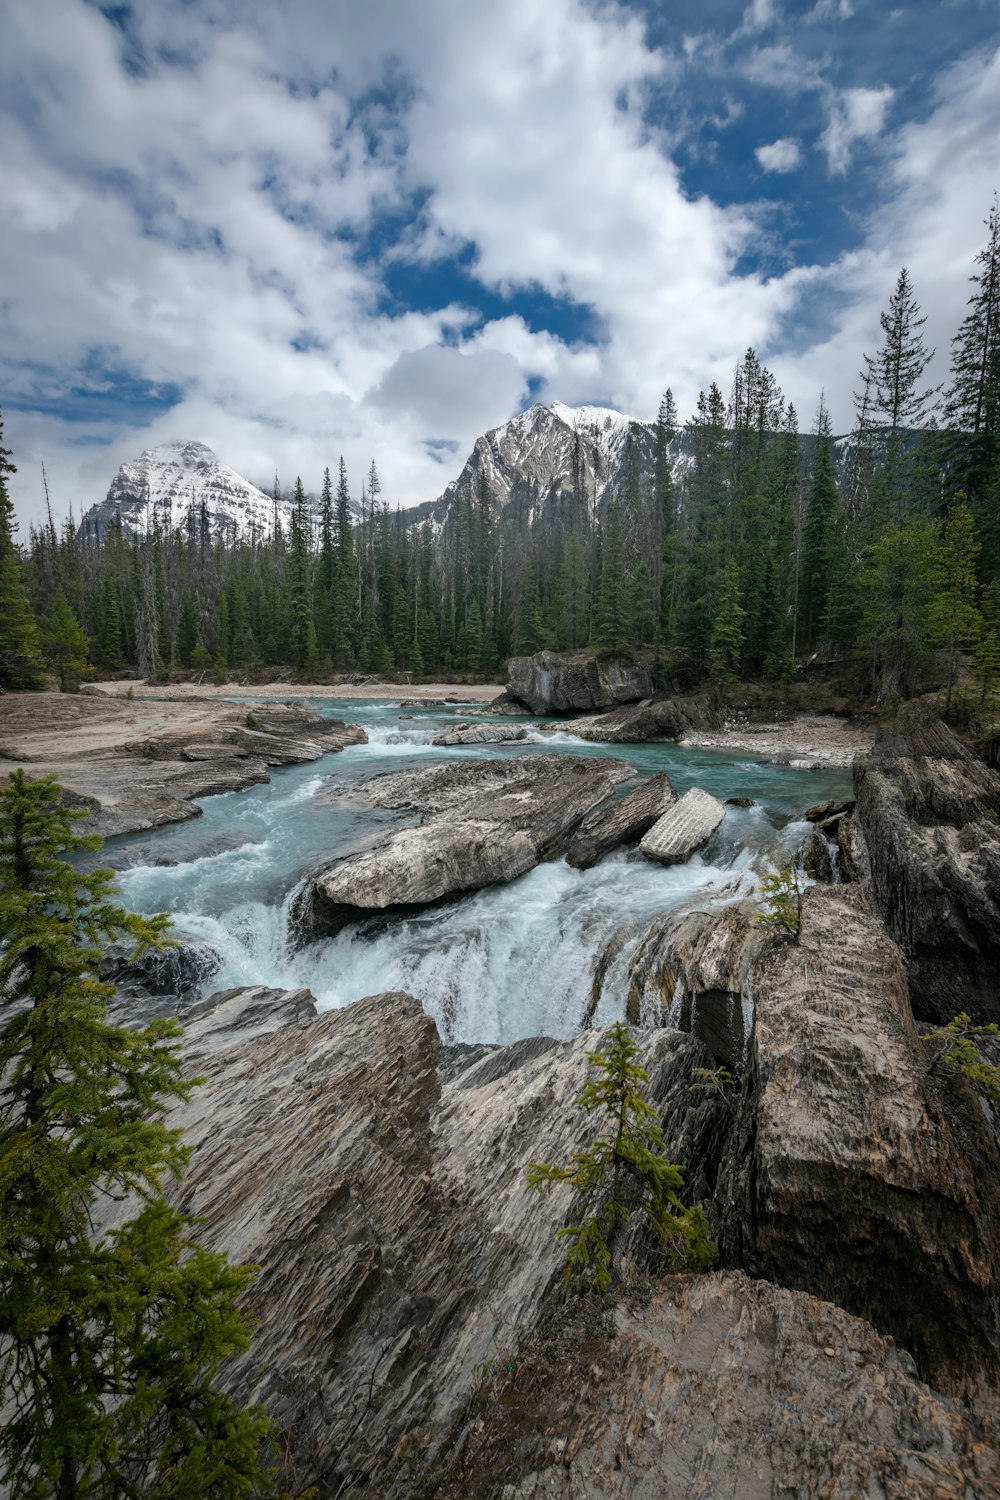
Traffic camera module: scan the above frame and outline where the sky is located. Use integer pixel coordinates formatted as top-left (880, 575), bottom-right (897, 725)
top-left (1, 0), bottom-right (998, 527)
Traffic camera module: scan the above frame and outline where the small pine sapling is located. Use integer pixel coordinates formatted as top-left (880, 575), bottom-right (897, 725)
top-left (921, 1012), bottom-right (1000, 1103)
top-left (757, 863), bottom-right (803, 938)
top-left (527, 1022), bottom-right (716, 1293)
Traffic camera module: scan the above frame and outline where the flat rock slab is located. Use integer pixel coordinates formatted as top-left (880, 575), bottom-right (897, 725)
top-left (566, 771), bottom-right (677, 869)
top-left (639, 786), bottom-right (726, 864)
top-left (297, 754), bottom-right (634, 933)
top-left (431, 722), bottom-right (527, 746)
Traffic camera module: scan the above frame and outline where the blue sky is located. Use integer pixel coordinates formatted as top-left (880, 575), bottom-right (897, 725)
top-left (1, 0), bottom-right (998, 524)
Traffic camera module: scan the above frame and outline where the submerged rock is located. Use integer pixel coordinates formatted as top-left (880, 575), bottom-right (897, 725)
top-left (566, 771), bottom-right (677, 869)
top-left (296, 755), bottom-right (634, 934)
top-left (506, 649), bottom-right (653, 714)
top-left (853, 712), bottom-right (1000, 1023)
top-left (721, 882), bottom-right (1000, 1400)
top-left (639, 786), bottom-right (726, 864)
top-left (430, 722), bottom-right (527, 746)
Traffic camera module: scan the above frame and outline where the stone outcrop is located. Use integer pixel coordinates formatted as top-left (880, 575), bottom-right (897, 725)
top-left (801, 826), bottom-right (836, 882)
top-left (626, 901), bottom-right (765, 1065)
top-left (721, 882), bottom-right (1000, 1400)
top-left (505, 650), bottom-right (654, 714)
top-left (94, 984), bottom-right (1000, 1499)
top-left (441, 1273), bottom-right (1000, 1500)
top-left (296, 756), bottom-right (634, 934)
top-left (431, 723), bottom-right (527, 747)
top-left (140, 987), bottom-right (725, 1497)
top-left (0, 697), bottom-right (366, 839)
top-left (565, 771), bottom-right (677, 869)
top-left (853, 711), bottom-right (1000, 1023)
top-left (639, 787), bottom-right (726, 864)
top-left (564, 694), bottom-right (722, 743)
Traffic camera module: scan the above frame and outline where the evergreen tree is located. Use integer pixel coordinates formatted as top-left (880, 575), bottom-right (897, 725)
top-left (709, 563), bottom-right (745, 681)
top-left (0, 413), bottom-right (44, 690)
top-left (42, 589), bottom-right (90, 692)
top-left (861, 522), bottom-right (937, 702)
top-left (860, 268), bottom-right (938, 518)
top-left (592, 503), bottom-right (632, 659)
top-left (927, 497), bottom-right (981, 714)
top-left (798, 399), bottom-right (839, 652)
top-left (945, 194), bottom-right (1000, 575)
top-left (0, 772), bottom-right (278, 1499)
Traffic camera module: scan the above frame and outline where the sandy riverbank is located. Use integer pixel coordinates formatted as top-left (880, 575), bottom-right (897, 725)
top-left (680, 712), bottom-right (874, 768)
top-left (81, 680), bottom-right (501, 703)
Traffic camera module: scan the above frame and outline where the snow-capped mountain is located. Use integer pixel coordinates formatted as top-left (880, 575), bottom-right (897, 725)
top-left (79, 441), bottom-right (285, 542)
top-left (426, 401), bottom-right (657, 534)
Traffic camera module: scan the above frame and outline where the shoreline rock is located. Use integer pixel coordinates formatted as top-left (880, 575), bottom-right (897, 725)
top-left (505, 650), bottom-right (654, 714)
top-left (295, 755), bottom-right (635, 935)
top-left (566, 771), bottom-right (677, 869)
top-left (639, 787), bottom-right (726, 864)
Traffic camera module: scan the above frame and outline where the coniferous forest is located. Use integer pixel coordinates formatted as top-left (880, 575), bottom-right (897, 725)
top-left (2, 197), bottom-right (999, 709)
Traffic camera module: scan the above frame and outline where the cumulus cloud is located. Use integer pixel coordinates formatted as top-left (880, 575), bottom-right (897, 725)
top-left (821, 84), bottom-right (895, 173)
top-left (0, 1), bottom-right (997, 529)
top-left (755, 137), bottom-right (802, 172)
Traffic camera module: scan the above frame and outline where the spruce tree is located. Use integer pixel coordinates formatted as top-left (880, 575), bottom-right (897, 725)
top-left (42, 589), bottom-right (90, 692)
top-left (0, 412), bottom-right (45, 690)
top-left (860, 268), bottom-right (938, 518)
top-left (927, 497), bottom-right (981, 714)
top-left (0, 772), bottom-right (278, 1499)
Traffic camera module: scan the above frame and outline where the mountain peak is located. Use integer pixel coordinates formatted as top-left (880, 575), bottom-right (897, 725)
top-left (79, 440), bottom-right (277, 541)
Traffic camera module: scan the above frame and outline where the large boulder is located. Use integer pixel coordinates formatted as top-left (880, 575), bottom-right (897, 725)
top-left (565, 771), bottom-right (677, 869)
top-left (567, 693), bottom-right (722, 743)
top-left (721, 882), bottom-right (1000, 1400)
top-left (639, 787), bottom-right (726, 864)
top-left (853, 711), bottom-right (1000, 1023)
top-left (431, 722), bottom-right (527, 746)
top-left (294, 755), bottom-right (634, 934)
top-left (506, 650), bottom-right (653, 714)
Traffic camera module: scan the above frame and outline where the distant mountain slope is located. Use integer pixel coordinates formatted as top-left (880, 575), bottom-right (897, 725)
top-left (77, 440), bottom-right (306, 543)
top-left (426, 401), bottom-right (658, 535)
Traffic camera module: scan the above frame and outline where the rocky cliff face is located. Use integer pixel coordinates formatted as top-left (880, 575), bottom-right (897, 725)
top-left (719, 883), bottom-right (1000, 1400)
top-left (853, 710), bottom-right (1000, 1023)
top-left (118, 983), bottom-right (1000, 1499)
top-left (428, 402), bottom-right (657, 537)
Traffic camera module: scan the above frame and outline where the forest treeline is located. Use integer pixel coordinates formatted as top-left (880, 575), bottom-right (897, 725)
top-left (2, 197), bottom-right (999, 706)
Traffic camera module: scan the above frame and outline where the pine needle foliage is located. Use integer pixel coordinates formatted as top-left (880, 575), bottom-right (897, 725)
top-left (757, 864), bottom-right (803, 938)
top-left (921, 1013), bottom-right (1000, 1104)
top-left (0, 771), bottom-right (278, 1500)
top-left (527, 1023), bottom-right (716, 1294)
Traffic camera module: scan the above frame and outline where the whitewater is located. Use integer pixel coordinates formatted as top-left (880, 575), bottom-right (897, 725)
top-left (111, 698), bottom-right (851, 1046)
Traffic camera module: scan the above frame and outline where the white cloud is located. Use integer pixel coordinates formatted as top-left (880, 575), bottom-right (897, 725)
top-left (755, 137), bottom-right (802, 172)
top-left (821, 83), bottom-right (894, 173)
top-left (743, 0), bottom-right (778, 31)
top-left (0, 1), bottom-right (997, 535)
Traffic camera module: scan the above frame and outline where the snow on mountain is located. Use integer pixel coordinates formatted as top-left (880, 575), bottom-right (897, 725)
top-left (79, 440), bottom-right (286, 542)
top-left (428, 401), bottom-right (657, 535)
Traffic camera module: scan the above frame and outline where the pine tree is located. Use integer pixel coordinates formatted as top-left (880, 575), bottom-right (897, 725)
top-left (946, 194), bottom-right (1000, 575)
top-left (527, 1022), bottom-right (715, 1293)
top-left (592, 503), bottom-right (632, 659)
top-left (927, 497), bottom-right (981, 714)
top-left (709, 563), bottom-right (745, 681)
top-left (860, 268), bottom-right (938, 518)
top-left (798, 399), bottom-right (839, 652)
top-left (42, 589), bottom-right (90, 692)
top-left (0, 772), bottom-right (278, 1498)
top-left (0, 412), bottom-right (45, 690)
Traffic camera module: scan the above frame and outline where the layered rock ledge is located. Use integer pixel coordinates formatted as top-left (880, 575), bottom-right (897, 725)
top-left (639, 786), bottom-right (726, 864)
top-left (853, 711), bottom-right (1000, 1023)
top-left (294, 754), bottom-right (634, 933)
top-left (99, 984), bottom-right (1000, 1499)
top-left (0, 694), bottom-right (365, 838)
top-left (503, 649), bottom-right (653, 714)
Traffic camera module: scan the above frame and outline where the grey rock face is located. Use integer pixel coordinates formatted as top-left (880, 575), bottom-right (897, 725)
top-left (853, 712), bottom-right (1000, 1023)
top-left (801, 827), bottom-right (836, 882)
top-left (150, 988), bottom-right (719, 1497)
top-left (565, 771), bottom-right (677, 869)
top-left (116, 985), bottom-right (1000, 1499)
top-left (567, 693), bottom-right (723, 742)
top-left (639, 787), bottom-right (726, 864)
top-left (445, 1273), bottom-right (1000, 1500)
top-left (721, 882), bottom-right (1000, 1400)
top-left (296, 755), bottom-right (634, 934)
top-left (506, 650), bottom-right (654, 714)
top-left (431, 723), bottom-right (528, 746)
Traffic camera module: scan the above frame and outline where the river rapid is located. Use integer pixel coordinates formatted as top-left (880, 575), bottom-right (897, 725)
top-left (110, 698), bottom-right (852, 1046)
